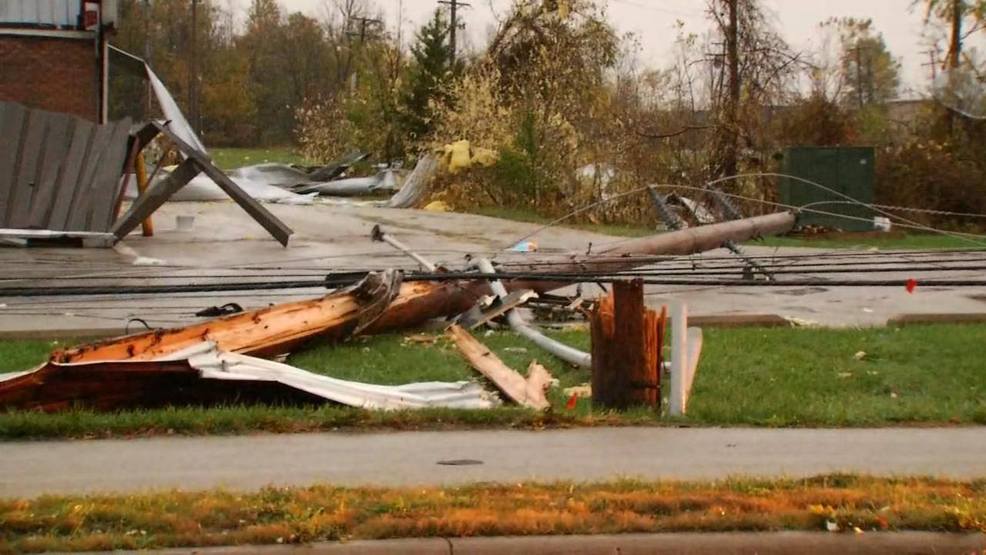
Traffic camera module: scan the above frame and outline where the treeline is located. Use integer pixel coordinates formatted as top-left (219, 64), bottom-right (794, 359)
top-left (111, 0), bottom-right (401, 146)
top-left (109, 0), bottom-right (986, 228)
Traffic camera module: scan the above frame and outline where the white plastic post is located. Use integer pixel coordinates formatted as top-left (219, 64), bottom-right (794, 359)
top-left (669, 300), bottom-right (688, 416)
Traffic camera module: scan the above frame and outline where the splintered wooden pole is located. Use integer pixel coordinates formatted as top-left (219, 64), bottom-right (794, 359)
top-left (591, 280), bottom-right (661, 410)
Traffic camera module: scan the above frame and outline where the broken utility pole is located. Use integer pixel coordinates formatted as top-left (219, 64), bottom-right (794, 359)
top-left (590, 280), bottom-right (665, 410)
top-left (646, 186), bottom-right (774, 280)
top-left (56, 213), bottom-right (796, 366)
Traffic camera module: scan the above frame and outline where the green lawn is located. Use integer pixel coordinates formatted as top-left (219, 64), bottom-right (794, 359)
top-left (210, 147), bottom-right (306, 170)
top-left (754, 233), bottom-right (979, 251)
top-left (1, 323), bottom-right (984, 438)
top-left (471, 206), bottom-right (657, 238)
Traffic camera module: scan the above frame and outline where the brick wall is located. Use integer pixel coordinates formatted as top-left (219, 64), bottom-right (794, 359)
top-left (0, 34), bottom-right (100, 121)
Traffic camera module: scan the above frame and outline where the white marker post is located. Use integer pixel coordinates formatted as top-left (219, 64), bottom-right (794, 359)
top-left (669, 300), bottom-right (688, 416)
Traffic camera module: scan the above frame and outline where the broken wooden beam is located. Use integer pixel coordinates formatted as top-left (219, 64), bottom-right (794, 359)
top-left (447, 324), bottom-right (551, 410)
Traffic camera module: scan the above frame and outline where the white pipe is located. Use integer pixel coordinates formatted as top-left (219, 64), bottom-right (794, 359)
top-left (476, 258), bottom-right (592, 369)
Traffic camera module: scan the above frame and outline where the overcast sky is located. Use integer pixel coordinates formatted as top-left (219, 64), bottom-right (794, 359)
top-left (229, 0), bottom-right (973, 98)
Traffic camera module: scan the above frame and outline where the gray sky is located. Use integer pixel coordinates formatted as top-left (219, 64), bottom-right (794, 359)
top-left (232, 0), bottom-right (969, 98)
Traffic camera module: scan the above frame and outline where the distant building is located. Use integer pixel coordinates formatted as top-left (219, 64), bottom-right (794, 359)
top-left (0, 1), bottom-right (118, 122)
top-left (885, 99), bottom-right (931, 127)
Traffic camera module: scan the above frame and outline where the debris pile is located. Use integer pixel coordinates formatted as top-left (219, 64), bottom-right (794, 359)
top-left (0, 213), bottom-right (794, 414)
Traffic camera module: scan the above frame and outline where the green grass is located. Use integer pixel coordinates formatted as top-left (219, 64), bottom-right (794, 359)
top-left (2, 324), bottom-right (984, 439)
top-left (754, 232), bottom-right (978, 251)
top-left (292, 324), bottom-right (986, 426)
top-left (0, 339), bottom-right (59, 374)
top-left (2, 475), bottom-right (984, 552)
top-left (471, 206), bottom-right (656, 238)
top-left (468, 206), bottom-right (981, 249)
top-left (691, 325), bottom-right (986, 426)
top-left (210, 147), bottom-right (306, 170)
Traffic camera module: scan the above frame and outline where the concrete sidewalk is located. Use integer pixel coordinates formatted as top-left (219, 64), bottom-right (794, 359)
top-left (3, 427), bottom-right (985, 498)
top-left (83, 532), bottom-right (986, 555)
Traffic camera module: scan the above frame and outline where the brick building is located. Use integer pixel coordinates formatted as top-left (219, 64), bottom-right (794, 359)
top-left (0, 1), bottom-right (118, 122)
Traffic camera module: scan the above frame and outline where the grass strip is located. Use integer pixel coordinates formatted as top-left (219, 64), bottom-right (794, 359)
top-left (1, 475), bottom-right (984, 552)
top-left (1, 324), bottom-right (984, 439)
top-left (209, 147), bottom-right (306, 170)
top-left (468, 205), bottom-right (977, 249)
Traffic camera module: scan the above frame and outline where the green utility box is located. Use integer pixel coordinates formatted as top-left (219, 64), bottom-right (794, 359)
top-left (778, 146), bottom-right (875, 231)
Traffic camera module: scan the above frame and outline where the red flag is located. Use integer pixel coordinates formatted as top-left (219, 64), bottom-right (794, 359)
top-left (566, 392), bottom-right (578, 410)
top-left (906, 279), bottom-right (917, 294)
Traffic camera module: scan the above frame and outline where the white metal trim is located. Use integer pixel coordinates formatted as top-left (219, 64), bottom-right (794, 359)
top-left (0, 28), bottom-right (93, 39)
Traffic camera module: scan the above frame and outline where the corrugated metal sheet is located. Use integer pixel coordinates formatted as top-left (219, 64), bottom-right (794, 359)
top-left (0, 0), bottom-right (78, 28)
top-left (0, 101), bottom-right (132, 234)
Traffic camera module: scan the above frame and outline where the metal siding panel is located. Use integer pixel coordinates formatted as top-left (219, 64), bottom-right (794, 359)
top-left (38, 0), bottom-right (52, 25)
top-left (0, 103), bottom-right (28, 222)
top-left (26, 112), bottom-right (74, 229)
top-left (65, 123), bottom-right (113, 231)
top-left (22, 1), bottom-right (37, 24)
top-left (61, 0), bottom-right (74, 27)
top-left (7, 110), bottom-right (59, 229)
top-left (0, 104), bottom-right (35, 227)
top-left (87, 118), bottom-right (131, 232)
top-left (7, 109), bottom-right (47, 227)
top-left (48, 120), bottom-right (95, 230)
top-left (0, 0), bottom-right (76, 26)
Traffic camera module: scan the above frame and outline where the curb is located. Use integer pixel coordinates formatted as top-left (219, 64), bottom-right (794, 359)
top-left (888, 313), bottom-right (986, 326)
top-left (80, 532), bottom-right (986, 555)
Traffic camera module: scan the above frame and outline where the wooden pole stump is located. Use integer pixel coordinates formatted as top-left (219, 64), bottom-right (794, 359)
top-left (591, 279), bottom-right (665, 410)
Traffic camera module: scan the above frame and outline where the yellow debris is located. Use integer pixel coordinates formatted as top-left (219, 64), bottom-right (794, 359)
top-left (446, 140), bottom-right (473, 174)
top-left (424, 200), bottom-right (451, 212)
top-left (471, 147), bottom-right (498, 168)
top-left (440, 140), bottom-right (499, 173)
top-left (558, 0), bottom-right (571, 18)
